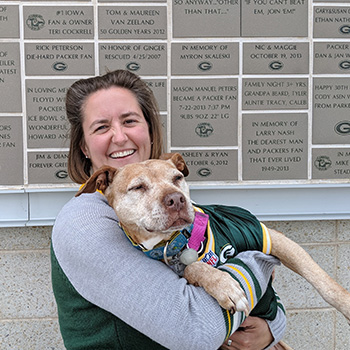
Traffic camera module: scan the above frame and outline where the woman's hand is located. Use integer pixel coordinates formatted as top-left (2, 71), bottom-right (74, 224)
top-left (220, 316), bottom-right (273, 350)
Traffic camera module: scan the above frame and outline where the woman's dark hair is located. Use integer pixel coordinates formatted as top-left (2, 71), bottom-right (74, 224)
top-left (66, 70), bottom-right (163, 184)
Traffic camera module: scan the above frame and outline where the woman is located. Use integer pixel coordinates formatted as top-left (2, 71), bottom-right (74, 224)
top-left (51, 70), bottom-right (286, 349)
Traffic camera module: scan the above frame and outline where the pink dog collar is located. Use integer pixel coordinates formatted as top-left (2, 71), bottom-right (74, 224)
top-left (187, 211), bottom-right (209, 251)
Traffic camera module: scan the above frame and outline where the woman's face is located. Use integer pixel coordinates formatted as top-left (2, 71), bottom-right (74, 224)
top-left (81, 87), bottom-right (152, 172)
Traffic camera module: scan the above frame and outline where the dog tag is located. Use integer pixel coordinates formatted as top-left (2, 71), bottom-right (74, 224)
top-left (179, 248), bottom-right (198, 265)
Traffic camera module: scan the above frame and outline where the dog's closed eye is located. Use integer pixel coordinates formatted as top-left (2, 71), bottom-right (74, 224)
top-left (173, 174), bottom-right (184, 184)
top-left (128, 184), bottom-right (147, 192)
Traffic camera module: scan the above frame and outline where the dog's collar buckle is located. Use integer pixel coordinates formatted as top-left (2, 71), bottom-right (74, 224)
top-left (143, 230), bottom-right (189, 260)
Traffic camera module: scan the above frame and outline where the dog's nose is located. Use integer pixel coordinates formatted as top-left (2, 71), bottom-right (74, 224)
top-left (164, 192), bottom-right (185, 211)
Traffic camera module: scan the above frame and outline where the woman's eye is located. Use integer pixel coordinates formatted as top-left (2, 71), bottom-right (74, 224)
top-left (124, 119), bottom-right (136, 125)
top-left (94, 125), bottom-right (108, 133)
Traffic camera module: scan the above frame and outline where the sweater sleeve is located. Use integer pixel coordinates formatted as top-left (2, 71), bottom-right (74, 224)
top-left (52, 192), bottom-right (283, 350)
top-left (221, 251), bottom-right (286, 348)
top-left (265, 295), bottom-right (287, 349)
top-left (217, 251), bottom-right (284, 340)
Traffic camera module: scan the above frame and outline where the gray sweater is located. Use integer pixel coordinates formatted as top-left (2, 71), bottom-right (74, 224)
top-left (52, 191), bottom-right (286, 349)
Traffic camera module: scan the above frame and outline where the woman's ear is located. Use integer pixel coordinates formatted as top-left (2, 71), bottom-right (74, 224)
top-left (80, 140), bottom-right (89, 159)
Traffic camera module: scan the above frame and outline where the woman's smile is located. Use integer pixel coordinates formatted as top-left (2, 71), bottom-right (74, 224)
top-left (109, 149), bottom-right (135, 159)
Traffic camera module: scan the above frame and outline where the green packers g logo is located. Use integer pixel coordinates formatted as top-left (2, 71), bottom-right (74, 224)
top-left (55, 170), bottom-right (68, 179)
top-left (195, 123), bottom-right (213, 138)
top-left (26, 14), bottom-right (45, 31)
top-left (339, 60), bottom-right (350, 70)
top-left (314, 156), bottom-right (332, 171)
top-left (198, 62), bottom-right (212, 72)
top-left (339, 25), bottom-right (350, 34)
top-left (197, 168), bottom-right (212, 177)
top-left (269, 61), bottom-right (283, 71)
top-left (52, 62), bottom-right (68, 72)
top-left (334, 121), bottom-right (350, 135)
top-left (126, 62), bottom-right (140, 71)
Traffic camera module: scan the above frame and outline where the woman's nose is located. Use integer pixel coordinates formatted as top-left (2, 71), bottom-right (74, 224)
top-left (111, 126), bottom-right (128, 144)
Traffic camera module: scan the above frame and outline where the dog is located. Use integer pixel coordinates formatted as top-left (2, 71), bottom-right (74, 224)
top-left (77, 153), bottom-right (350, 348)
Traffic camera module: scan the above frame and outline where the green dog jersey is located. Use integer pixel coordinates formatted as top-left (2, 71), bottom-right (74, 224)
top-left (192, 204), bottom-right (284, 339)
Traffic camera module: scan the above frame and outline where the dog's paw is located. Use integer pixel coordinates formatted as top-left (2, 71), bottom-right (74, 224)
top-left (206, 269), bottom-right (250, 315)
top-left (184, 261), bottom-right (250, 316)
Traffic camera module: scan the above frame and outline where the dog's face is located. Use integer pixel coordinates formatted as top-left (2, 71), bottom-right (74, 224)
top-left (77, 153), bottom-right (195, 249)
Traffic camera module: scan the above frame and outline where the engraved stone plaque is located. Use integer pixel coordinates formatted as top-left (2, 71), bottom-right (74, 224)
top-left (25, 43), bottom-right (94, 75)
top-left (314, 42), bottom-right (350, 74)
top-left (0, 43), bottom-right (21, 113)
top-left (99, 43), bottom-right (167, 76)
top-left (314, 6), bottom-right (350, 38)
top-left (178, 149), bottom-right (238, 182)
top-left (313, 148), bottom-right (350, 179)
top-left (171, 42), bottom-right (239, 75)
top-left (24, 6), bottom-right (93, 39)
top-left (98, 6), bottom-right (167, 39)
top-left (173, 0), bottom-right (240, 38)
top-left (242, 113), bottom-right (308, 180)
top-left (242, 0), bottom-right (308, 37)
top-left (243, 42), bottom-right (309, 74)
top-left (0, 117), bottom-right (23, 185)
top-left (0, 5), bottom-right (19, 38)
top-left (313, 78), bottom-right (350, 144)
top-left (145, 79), bottom-right (167, 112)
top-left (242, 78), bottom-right (308, 110)
top-left (26, 79), bottom-right (74, 148)
top-left (171, 79), bottom-right (238, 147)
top-left (28, 151), bottom-right (71, 184)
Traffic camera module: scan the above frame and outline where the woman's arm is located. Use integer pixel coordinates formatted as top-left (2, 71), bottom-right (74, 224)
top-left (220, 271), bottom-right (286, 350)
top-left (52, 192), bottom-right (282, 350)
top-left (53, 192), bottom-right (226, 349)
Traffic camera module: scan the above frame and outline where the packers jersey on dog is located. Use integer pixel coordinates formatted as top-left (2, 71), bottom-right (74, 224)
top-left (194, 204), bottom-right (285, 340)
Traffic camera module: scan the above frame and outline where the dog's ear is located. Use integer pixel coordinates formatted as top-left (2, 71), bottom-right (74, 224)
top-left (75, 166), bottom-right (118, 197)
top-left (159, 153), bottom-right (174, 161)
top-left (160, 153), bottom-right (189, 177)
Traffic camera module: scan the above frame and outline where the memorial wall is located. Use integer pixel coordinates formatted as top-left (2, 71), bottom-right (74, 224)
top-left (0, 0), bottom-right (350, 223)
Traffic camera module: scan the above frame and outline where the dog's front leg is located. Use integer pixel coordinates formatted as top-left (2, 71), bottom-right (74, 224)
top-left (183, 261), bottom-right (250, 315)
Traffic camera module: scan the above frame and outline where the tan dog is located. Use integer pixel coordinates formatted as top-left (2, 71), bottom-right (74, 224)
top-left (77, 153), bottom-right (350, 339)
